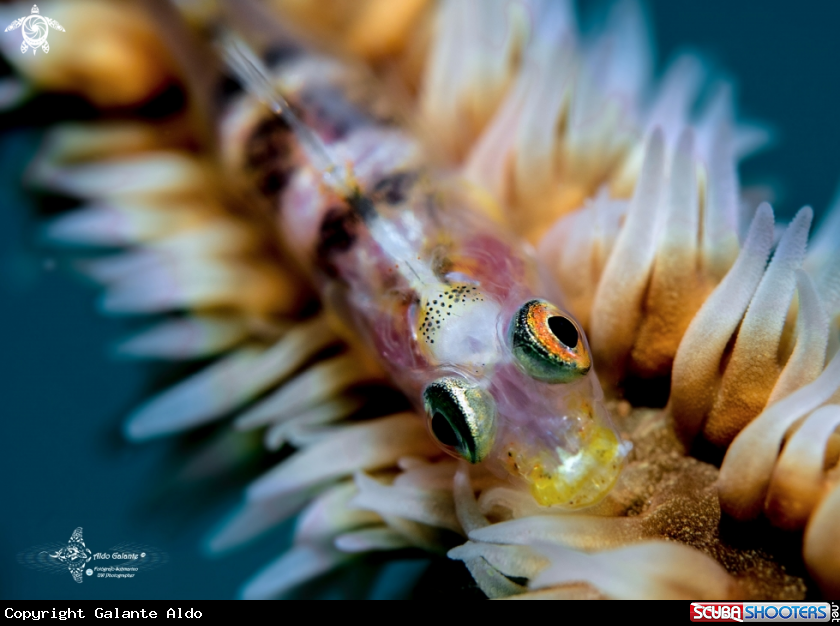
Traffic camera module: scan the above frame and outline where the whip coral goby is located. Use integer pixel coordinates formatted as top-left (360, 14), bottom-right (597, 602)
top-left (214, 34), bottom-right (628, 508)
top-left (6, 0), bottom-right (840, 599)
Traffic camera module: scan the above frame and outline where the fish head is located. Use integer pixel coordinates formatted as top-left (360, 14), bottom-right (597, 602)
top-left (419, 295), bottom-right (628, 509)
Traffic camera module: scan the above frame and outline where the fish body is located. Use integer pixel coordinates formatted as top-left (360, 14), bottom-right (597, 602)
top-left (221, 47), bottom-right (627, 507)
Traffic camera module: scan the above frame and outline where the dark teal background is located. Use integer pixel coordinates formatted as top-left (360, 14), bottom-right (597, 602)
top-left (1, 1), bottom-right (839, 599)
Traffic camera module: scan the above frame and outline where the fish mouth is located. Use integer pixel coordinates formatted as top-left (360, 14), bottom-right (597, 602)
top-left (501, 411), bottom-right (628, 508)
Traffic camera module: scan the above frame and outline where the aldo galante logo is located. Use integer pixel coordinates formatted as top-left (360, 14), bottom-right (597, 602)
top-left (17, 527), bottom-right (168, 584)
top-left (4, 5), bottom-right (65, 54)
top-left (45, 527), bottom-right (91, 583)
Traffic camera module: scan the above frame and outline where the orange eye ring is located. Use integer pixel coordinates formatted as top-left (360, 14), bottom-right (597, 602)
top-left (508, 299), bottom-right (591, 383)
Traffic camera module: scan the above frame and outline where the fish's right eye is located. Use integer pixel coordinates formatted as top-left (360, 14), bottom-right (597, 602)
top-left (422, 377), bottom-right (496, 463)
top-left (508, 299), bottom-right (591, 383)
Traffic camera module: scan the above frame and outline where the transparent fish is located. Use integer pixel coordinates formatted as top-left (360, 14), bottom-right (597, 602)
top-left (214, 33), bottom-right (628, 508)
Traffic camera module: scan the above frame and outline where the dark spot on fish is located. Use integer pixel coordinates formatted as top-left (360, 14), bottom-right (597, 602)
top-left (315, 207), bottom-right (360, 277)
top-left (264, 45), bottom-right (300, 67)
top-left (246, 116), bottom-right (294, 197)
top-left (347, 191), bottom-right (376, 221)
top-left (371, 171), bottom-right (418, 205)
top-left (217, 76), bottom-right (242, 101)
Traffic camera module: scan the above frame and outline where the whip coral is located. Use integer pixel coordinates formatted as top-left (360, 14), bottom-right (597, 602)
top-left (6, 0), bottom-right (840, 599)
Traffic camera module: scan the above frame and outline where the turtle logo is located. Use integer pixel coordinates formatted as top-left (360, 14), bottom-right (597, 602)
top-left (4, 5), bottom-right (65, 55)
top-left (43, 527), bottom-right (92, 583)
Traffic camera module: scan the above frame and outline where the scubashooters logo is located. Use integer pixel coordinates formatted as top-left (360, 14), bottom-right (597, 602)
top-left (4, 5), bottom-right (65, 54)
top-left (690, 602), bottom-right (836, 622)
top-left (17, 527), bottom-right (168, 584)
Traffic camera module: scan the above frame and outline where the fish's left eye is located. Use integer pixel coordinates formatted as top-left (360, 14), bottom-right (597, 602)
top-left (508, 299), bottom-right (591, 383)
top-left (422, 377), bottom-right (496, 463)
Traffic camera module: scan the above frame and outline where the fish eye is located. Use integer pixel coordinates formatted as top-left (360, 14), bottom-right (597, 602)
top-left (422, 377), bottom-right (496, 463)
top-left (508, 299), bottom-right (591, 383)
